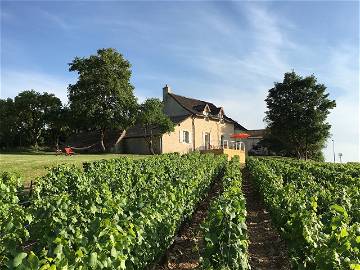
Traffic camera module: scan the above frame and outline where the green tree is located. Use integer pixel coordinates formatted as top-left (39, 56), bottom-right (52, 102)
top-left (46, 106), bottom-right (71, 149)
top-left (265, 71), bottom-right (336, 160)
top-left (14, 90), bottom-right (62, 147)
top-left (137, 98), bottom-right (175, 154)
top-left (0, 98), bottom-right (17, 148)
top-left (68, 48), bottom-right (138, 151)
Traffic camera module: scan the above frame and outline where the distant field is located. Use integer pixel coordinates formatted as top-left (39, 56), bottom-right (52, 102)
top-left (0, 152), bottom-right (146, 184)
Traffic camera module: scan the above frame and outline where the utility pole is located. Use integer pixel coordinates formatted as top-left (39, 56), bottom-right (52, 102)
top-left (332, 139), bottom-right (335, 163)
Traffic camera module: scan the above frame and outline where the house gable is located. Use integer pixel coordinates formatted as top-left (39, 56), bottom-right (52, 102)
top-left (161, 115), bottom-right (235, 154)
top-left (162, 84), bottom-right (247, 130)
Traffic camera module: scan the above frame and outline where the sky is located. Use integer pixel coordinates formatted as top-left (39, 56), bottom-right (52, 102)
top-left (1, 1), bottom-right (359, 162)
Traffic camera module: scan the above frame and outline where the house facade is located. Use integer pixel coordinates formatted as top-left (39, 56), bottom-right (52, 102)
top-left (120, 85), bottom-right (247, 154)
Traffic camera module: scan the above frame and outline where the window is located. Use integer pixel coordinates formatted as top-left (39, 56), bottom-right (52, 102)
top-left (204, 132), bottom-right (210, 149)
top-left (182, 130), bottom-right (190, 144)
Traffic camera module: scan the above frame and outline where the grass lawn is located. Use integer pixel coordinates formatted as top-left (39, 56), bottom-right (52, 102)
top-left (0, 152), bottom-right (146, 185)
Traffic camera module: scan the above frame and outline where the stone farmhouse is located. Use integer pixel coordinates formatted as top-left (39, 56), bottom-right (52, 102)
top-left (119, 85), bottom-right (250, 155)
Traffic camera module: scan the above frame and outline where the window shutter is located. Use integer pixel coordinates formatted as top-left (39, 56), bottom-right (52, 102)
top-left (179, 130), bottom-right (182, 143)
top-left (202, 132), bottom-right (205, 148)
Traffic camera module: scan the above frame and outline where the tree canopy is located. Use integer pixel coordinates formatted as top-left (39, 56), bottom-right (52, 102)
top-left (264, 71), bottom-right (336, 160)
top-left (0, 90), bottom-right (63, 148)
top-left (15, 90), bottom-right (62, 147)
top-left (0, 98), bottom-right (17, 148)
top-left (68, 48), bottom-right (138, 151)
top-left (137, 98), bottom-right (175, 154)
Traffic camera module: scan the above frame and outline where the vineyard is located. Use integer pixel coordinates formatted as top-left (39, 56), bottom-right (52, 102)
top-left (1, 153), bottom-right (359, 269)
top-left (247, 157), bottom-right (360, 269)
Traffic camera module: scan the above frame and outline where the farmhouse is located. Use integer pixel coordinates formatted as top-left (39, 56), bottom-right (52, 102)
top-left (120, 85), bottom-right (248, 155)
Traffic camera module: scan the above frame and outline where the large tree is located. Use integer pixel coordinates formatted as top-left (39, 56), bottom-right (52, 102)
top-left (45, 106), bottom-right (71, 149)
top-left (264, 71), bottom-right (336, 160)
top-left (14, 90), bottom-right (62, 147)
top-left (137, 98), bottom-right (174, 154)
top-left (0, 98), bottom-right (17, 148)
top-left (68, 48), bottom-right (138, 151)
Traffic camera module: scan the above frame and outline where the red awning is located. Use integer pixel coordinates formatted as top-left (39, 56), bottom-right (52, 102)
top-left (230, 133), bottom-right (250, 139)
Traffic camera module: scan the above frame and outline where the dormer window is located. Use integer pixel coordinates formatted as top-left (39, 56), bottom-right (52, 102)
top-left (203, 104), bottom-right (211, 117)
top-left (218, 111), bottom-right (223, 119)
top-left (218, 107), bottom-right (224, 123)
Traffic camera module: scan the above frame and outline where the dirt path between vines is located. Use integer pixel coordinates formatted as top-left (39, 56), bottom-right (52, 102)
top-left (242, 168), bottom-right (291, 270)
top-left (153, 177), bottom-right (223, 270)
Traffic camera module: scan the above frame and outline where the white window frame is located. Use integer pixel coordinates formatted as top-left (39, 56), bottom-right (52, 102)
top-left (182, 130), bottom-right (190, 144)
top-left (180, 129), bottom-right (191, 144)
top-left (222, 139), bottom-right (229, 149)
top-left (203, 132), bottom-right (211, 149)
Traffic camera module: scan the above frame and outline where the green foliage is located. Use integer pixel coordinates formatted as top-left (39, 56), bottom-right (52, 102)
top-left (137, 98), bottom-right (175, 154)
top-left (68, 48), bottom-right (138, 151)
top-left (15, 90), bottom-right (62, 147)
top-left (0, 172), bottom-right (31, 266)
top-left (45, 106), bottom-right (71, 148)
top-left (201, 157), bottom-right (250, 270)
top-left (1, 152), bottom-right (227, 269)
top-left (264, 71), bottom-right (336, 160)
top-left (247, 157), bottom-right (360, 269)
top-left (0, 98), bottom-right (17, 148)
top-left (0, 90), bottom-right (63, 148)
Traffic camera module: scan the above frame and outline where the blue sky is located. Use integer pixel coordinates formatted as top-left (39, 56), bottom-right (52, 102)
top-left (1, 1), bottom-right (359, 162)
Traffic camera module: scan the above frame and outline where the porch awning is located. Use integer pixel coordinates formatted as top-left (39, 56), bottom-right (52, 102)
top-left (230, 133), bottom-right (250, 139)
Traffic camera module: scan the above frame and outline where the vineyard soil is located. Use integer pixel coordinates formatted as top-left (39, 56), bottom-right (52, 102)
top-left (242, 169), bottom-right (291, 270)
top-left (154, 174), bottom-right (224, 269)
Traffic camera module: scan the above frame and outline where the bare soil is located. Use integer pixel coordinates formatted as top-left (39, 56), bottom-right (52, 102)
top-left (153, 177), bottom-right (223, 270)
top-left (154, 168), bottom-right (291, 270)
top-left (242, 168), bottom-right (291, 270)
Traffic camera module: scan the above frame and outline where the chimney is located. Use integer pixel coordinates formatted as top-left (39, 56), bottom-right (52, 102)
top-left (163, 84), bottom-right (172, 102)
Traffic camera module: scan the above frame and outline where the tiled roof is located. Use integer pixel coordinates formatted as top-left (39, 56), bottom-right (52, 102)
top-left (124, 125), bottom-right (161, 138)
top-left (225, 116), bottom-right (247, 130)
top-left (169, 114), bottom-right (192, 124)
top-left (124, 115), bottom-right (191, 138)
top-left (169, 93), bottom-right (247, 130)
top-left (246, 129), bottom-right (265, 138)
top-left (169, 93), bottom-right (219, 115)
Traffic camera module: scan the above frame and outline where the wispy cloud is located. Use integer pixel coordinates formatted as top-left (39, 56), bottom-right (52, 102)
top-left (1, 2), bottom-right (358, 161)
top-left (1, 70), bottom-right (72, 103)
top-left (38, 9), bottom-right (72, 30)
top-left (158, 3), bottom-right (359, 161)
top-left (321, 45), bottom-right (359, 162)
top-left (166, 3), bottom-right (292, 127)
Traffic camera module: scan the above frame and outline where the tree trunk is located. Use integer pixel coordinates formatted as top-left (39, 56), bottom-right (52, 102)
top-left (150, 130), bottom-right (155, 155)
top-left (100, 129), bottom-right (106, 152)
top-left (114, 129), bottom-right (127, 150)
top-left (55, 136), bottom-right (60, 150)
top-left (35, 130), bottom-right (42, 149)
top-left (147, 138), bottom-right (155, 155)
top-left (145, 128), bottom-right (155, 155)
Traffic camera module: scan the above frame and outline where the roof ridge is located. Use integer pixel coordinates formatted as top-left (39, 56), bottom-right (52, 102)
top-left (170, 93), bottom-right (205, 102)
top-left (168, 92), bottom-right (247, 130)
top-left (169, 93), bottom-right (218, 108)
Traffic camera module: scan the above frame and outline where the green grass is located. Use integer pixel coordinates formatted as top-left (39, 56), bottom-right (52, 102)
top-left (0, 152), bottom-right (146, 185)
